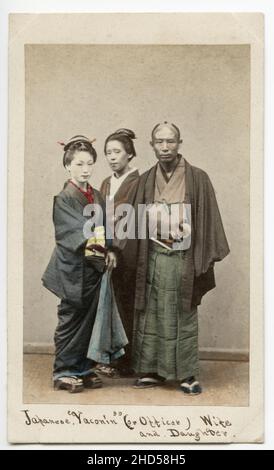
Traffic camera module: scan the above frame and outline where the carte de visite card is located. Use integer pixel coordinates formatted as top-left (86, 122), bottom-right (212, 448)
top-left (7, 12), bottom-right (263, 444)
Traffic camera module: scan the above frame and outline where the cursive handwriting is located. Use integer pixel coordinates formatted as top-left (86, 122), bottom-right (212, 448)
top-left (21, 409), bottom-right (233, 442)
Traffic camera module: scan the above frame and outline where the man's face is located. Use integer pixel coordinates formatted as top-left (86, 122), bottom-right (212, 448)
top-left (151, 126), bottom-right (181, 164)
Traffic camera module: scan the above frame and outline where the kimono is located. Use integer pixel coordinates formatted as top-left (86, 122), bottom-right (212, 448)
top-left (132, 156), bottom-right (230, 381)
top-left (42, 181), bottom-right (108, 379)
top-left (100, 169), bottom-right (139, 368)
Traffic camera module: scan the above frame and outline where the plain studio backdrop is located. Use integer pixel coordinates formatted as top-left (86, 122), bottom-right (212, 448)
top-left (24, 44), bottom-right (249, 358)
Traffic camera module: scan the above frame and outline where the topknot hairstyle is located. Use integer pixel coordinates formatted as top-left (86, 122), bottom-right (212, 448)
top-left (104, 128), bottom-right (137, 160)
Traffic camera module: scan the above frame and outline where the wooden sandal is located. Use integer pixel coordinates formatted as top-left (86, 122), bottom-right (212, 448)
top-left (82, 372), bottom-right (103, 389)
top-left (53, 376), bottom-right (84, 393)
top-left (95, 364), bottom-right (119, 378)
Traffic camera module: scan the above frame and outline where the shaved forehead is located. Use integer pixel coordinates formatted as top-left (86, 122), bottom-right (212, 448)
top-left (151, 122), bottom-right (181, 141)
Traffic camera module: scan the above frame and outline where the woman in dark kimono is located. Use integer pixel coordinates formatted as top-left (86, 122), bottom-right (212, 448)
top-left (98, 129), bottom-right (139, 377)
top-left (42, 135), bottom-right (117, 393)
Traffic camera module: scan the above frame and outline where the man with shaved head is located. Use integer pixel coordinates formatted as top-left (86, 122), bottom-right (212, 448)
top-left (132, 121), bottom-right (229, 394)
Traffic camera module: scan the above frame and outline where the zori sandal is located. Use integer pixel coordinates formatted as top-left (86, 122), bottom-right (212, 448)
top-left (53, 375), bottom-right (84, 393)
top-left (133, 376), bottom-right (165, 389)
top-left (82, 372), bottom-right (103, 389)
top-left (95, 364), bottom-right (119, 378)
top-left (180, 376), bottom-right (202, 395)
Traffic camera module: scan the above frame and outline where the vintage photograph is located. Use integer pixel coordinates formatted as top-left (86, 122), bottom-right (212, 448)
top-left (8, 13), bottom-right (263, 443)
top-left (24, 43), bottom-right (247, 405)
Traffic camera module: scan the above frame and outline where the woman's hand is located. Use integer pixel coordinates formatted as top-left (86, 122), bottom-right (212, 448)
top-left (105, 251), bottom-right (117, 272)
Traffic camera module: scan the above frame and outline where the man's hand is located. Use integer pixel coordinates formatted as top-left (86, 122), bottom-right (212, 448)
top-left (105, 251), bottom-right (117, 272)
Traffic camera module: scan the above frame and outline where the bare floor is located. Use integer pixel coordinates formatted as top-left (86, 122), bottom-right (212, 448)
top-left (23, 354), bottom-right (249, 407)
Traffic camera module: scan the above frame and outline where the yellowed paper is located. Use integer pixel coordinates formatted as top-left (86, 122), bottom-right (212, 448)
top-left (8, 13), bottom-right (264, 443)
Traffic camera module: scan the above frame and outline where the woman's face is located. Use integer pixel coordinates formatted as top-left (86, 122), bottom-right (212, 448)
top-left (66, 151), bottom-right (94, 187)
top-left (105, 140), bottom-right (131, 175)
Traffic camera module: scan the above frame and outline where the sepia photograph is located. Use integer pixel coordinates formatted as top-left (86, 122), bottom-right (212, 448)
top-left (7, 12), bottom-right (263, 443)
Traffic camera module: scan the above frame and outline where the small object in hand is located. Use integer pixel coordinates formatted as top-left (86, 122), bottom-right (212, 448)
top-left (86, 244), bottom-right (107, 255)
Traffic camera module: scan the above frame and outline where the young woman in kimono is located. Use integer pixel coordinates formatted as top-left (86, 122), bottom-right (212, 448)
top-left (42, 136), bottom-right (117, 393)
top-left (98, 129), bottom-right (139, 377)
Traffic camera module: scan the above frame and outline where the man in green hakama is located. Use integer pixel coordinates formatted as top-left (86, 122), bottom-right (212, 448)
top-left (132, 122), bottom-right (230, 394)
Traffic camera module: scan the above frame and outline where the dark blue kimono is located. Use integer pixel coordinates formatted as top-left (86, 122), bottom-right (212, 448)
top-left (42, 181), bottom-right (106, 379)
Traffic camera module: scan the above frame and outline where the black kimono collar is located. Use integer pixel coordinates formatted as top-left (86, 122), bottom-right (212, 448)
top-left (63, 179), bottom-right (90, 207)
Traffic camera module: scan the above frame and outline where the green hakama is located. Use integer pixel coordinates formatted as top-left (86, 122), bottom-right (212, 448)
top-left (133, 242), bottom-right (199, 381)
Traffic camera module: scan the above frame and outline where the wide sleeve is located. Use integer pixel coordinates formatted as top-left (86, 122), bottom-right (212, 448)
top-left (50, 195), bottom-right (91, 306)
top-left (53, 195), bottom-right (88, 253)
top-left (194, 172), bottom-right (230, 277)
